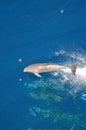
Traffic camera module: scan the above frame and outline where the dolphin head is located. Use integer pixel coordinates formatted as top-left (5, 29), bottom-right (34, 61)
top-left (23, 67), bottom-right (27, 72)
top-left (23, 67), bottom-right (30, 72)
top-left (23, 66), bottom-right (33, 73)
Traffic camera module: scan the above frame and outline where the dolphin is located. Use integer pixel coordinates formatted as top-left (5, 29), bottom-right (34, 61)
top-left (23, 62), bottom-right (79, 77)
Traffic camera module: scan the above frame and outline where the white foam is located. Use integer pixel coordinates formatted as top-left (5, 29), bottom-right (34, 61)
top-left (62, 67), bottom-right (86, 78)
top-left (76, 67), bottom-right (86, 77)
top-left (51, 49), bottom-right (86, 94)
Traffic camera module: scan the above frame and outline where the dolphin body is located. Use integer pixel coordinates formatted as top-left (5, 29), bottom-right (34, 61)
top-left (23, 62), bottom-right (78, 77)
top-left (23, 63), bottom-right (78, 77)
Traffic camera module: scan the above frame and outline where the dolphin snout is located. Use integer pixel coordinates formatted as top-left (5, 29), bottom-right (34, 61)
top-left (23, 68), bottom-right (27, 72)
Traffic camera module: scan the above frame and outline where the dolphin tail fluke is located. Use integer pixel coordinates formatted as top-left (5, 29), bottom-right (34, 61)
top-left (71, 62), bottom-right (79, 75)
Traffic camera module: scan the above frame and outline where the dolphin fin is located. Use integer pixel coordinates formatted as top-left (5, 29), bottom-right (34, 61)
top-left (71, 62), bottom-right (79, 75)
top-left (34, 73), bottom-right (42, 78)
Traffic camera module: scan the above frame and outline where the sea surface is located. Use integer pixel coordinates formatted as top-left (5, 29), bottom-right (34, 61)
top-left (0, 0), bottom-right (86, 130)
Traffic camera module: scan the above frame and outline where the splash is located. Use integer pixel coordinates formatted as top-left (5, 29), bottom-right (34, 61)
top-left (52, 49), bottom-right (86, 94)
top-left (76, 67), bottom-right (86, 77)
top-left (24, 49), bottom-right (86, 95)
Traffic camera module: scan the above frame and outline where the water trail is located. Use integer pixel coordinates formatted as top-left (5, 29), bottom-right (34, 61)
top-left (76, 67), bottom-right (86, 77)
top-left (51, 49), bottom-right (86, 94)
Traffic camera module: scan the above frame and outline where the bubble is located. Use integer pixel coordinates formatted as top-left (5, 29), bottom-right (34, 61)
top-left (60, 9), bottom-right (64, 13)
top-left (18, 58), bottom-right (22, 62)
top-left (18, 78), bottom-right (23, 82)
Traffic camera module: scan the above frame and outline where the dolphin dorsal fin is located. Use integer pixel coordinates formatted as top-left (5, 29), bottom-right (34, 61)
top-left (34, 73), bottom-right (42, 78)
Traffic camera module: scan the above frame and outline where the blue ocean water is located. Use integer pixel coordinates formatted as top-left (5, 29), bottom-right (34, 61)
top-left (0, 0), bottom-right (86, 130)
